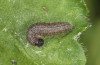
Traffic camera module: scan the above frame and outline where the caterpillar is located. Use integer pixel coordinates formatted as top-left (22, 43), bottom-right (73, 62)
top-left (26, 22), bottom-right (72, 47)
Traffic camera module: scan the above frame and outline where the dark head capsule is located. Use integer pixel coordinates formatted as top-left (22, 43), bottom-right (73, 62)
top-left (35, 38), bottom-right (44, 46)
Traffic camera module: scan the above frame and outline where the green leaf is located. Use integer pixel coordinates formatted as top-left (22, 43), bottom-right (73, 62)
top-left (0, 0), bottom-right (88, 65)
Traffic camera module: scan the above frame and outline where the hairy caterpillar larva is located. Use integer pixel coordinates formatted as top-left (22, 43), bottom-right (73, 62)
top-left (26, 22), bottom-right (72, 47)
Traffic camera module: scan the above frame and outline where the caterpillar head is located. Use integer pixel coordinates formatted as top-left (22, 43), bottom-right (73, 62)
top-left (35, 38), bottom-right (44, 47)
